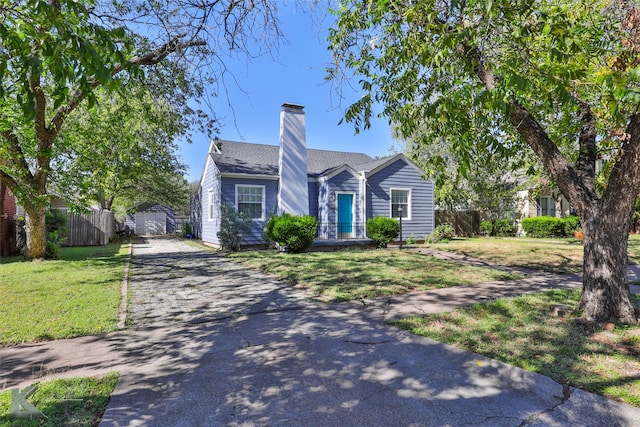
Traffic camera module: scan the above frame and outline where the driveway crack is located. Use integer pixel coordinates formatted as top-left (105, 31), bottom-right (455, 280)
top-left (519, 384), bottom-right (573, 426)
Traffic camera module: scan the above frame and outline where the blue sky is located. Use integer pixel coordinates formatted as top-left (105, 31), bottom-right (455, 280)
top-left (179, 3), bottom-right (396, 182)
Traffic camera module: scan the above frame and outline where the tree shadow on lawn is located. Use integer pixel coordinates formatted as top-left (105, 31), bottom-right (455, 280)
top-left (395, 291), bottom-right (640, 406)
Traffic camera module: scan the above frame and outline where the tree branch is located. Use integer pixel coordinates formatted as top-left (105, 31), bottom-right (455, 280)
top-left (602, 113), bottom-right (640, 223)
top-left (573, 98), bottom-right (597, 194)
top-left (49, 34), bottom-right (206, 135)
top-left (461, 39), bottom-right (597, 216)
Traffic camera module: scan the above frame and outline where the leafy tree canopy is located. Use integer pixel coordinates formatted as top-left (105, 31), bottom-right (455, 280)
top-left (329, 0), bottom-right (640, 323)
top-left (0, 0), bottom-right (281, 258)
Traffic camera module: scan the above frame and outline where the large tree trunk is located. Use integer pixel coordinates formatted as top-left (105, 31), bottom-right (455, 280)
top-left (24, 204), bottom-right (47, 259)
top-left (580, 208), bottom-right (637, 324)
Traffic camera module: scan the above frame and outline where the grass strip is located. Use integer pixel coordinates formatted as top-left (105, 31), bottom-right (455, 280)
top-left (0, 242), bottom-right (128, 345)
top-left (0, 373), bottom-right (119, 426)
top-left (230, 249), bottom-right (523, 301)
top-left (392, 290), bottom-right (640, 407)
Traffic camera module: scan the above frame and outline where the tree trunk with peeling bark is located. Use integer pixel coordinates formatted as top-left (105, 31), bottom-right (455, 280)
top-left (24, 204), bottom-right (47, 260)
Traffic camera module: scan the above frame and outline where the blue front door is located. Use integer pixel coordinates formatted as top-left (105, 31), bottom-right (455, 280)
top-left (337, 193), bottom-right (353, 238)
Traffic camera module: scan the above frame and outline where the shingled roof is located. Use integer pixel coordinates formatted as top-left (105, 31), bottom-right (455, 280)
top-left (211, 140), bottom-right (386, 177)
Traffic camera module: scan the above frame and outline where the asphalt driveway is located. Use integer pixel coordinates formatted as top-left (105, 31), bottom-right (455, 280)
top-left (98, 237), bottom-right (640, 426)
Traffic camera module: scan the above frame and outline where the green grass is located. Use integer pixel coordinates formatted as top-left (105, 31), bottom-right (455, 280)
top-left (393, 290), bottom-right (640, 407)
top-left (230, 249), bottom-right (523, 301)
top-left (426, 235), bottom-right (640, 273)
top-left (0, 373), bottom-right (119, 426)
top-left (0, 242), bottom-right (128, 345)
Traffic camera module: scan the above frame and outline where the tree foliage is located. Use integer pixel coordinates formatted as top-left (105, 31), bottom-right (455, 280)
top-left (0, 0), bottom-right (282, 259)
top-left (329, 0), bottom-right (640, 323)
top-left (53, 83), bottom-right (189, 215)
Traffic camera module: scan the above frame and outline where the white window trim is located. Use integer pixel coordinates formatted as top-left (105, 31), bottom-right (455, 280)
top-left (390, 188), bottom-right (412, 220)
top-left (235, 184), bottom-right (266, 220)
top-left (208, 189), bottom-right (214, 221)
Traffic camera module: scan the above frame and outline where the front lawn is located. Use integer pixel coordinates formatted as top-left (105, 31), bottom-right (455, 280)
top-left (230, 249), bottom-right (523, 301)
top-left (0, 242), bottom-right (128, 346)
top-left (0, 373), bottom-right (119, 426)
top-left (393, 290), bottom-right (640, 407)
top-left (425, 235), bottom-right (640, 273)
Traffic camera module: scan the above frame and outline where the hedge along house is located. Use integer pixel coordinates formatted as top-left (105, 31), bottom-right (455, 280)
top-left (192, 103), bottom-right (435, 247)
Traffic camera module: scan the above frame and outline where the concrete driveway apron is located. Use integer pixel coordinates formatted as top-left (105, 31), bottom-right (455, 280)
top-left (97, 237), bottom-right (640, 426)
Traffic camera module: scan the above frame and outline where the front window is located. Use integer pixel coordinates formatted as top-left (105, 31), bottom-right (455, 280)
top-left (537, 196), bottom-right (555, 217)
top-left (208, 189), bottom-right (214, 221)
top-left (236, 185), bottom-right (264, 220)
top-left (391, 189), bottom-right (410, 219)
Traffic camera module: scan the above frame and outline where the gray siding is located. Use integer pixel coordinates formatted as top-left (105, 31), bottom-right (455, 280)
top-left (221, 177), bottom-right (278, 245)
top-left (366, 159), bottom-right (434, 239)
top-left (308, 181), bottom-right (319, 218)
top-left (201, 163), bottom-right (222, 245)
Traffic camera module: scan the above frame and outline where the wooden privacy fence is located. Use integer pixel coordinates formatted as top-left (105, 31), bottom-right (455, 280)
top-left (63, 209), bottom-right (115, 246)
top-left (435, 210), bottom-right (481, 237)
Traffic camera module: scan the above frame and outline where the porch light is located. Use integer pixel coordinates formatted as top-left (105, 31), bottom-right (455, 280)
top-left (331, 191), bottom-right (336, 201)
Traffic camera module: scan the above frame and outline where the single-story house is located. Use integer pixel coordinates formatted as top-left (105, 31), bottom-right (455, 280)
top-left (125, 203), bottom-right (176, 235)
top-left (516, 190), bottom-right (572, 219)
top-left (191, 103), bottom-right (435, 247)
top-left (0, 181), bottom-right (17, 256)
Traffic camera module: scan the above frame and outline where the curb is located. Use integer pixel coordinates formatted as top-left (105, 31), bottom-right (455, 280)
top-left (117, 241), bottom-right (133, 329)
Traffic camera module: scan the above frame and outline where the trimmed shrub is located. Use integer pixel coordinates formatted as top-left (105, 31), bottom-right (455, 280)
top-left (493, 219), bottom-right (516, 237)
top-left (425, 223), bottom-right (455, 243)
top-left (521, 216), bottom-right (565, 238)
top-left (366, 217), bottom-right (399, 248)
top-left (265, 213), bottom-right (317, 253)
top-left (217, 204), bottom-right (252, 251)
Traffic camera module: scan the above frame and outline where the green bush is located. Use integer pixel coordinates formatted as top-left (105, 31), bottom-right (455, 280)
top-left (45, 209), bottom-right (68, 259)
top-left (493, 219), bottom-right (516, 237)
top-left (366, 217), bottom-right (400, 248)
top-left (480, 221), bottom-right (493, 236)
top-left (181, 221), bottom-right (192, 237)
top-left (265, 213), bottom-right (318, 253)
top-left (425, 223), bottom-right (455, 243)
top-left (522, 216), bottom-right (565, 238)
top-left (563, 215), bottom-right (581, 235)
top-left (217, 204), bottom-right (252, 251)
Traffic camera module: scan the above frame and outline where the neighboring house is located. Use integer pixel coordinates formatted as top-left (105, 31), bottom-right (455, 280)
top-left (0, 181), bottom-right (17, 257)
top-left (125, 203), bottom-right (176, 235)
top-left (192, 103), bottom-right (435, 247)
top-left (516, 189), bottom-right (572, 219)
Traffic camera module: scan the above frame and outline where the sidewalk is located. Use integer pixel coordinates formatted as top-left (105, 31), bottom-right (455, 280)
top-left (1, 238), bottom-right (639, 426)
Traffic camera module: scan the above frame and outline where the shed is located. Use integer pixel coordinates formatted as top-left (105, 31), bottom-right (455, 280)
top-left (126, 203), bottom-right (176, 235)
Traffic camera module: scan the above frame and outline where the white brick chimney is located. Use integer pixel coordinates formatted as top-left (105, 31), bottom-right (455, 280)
top-left (278, 103), bottom-right (309, 215)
